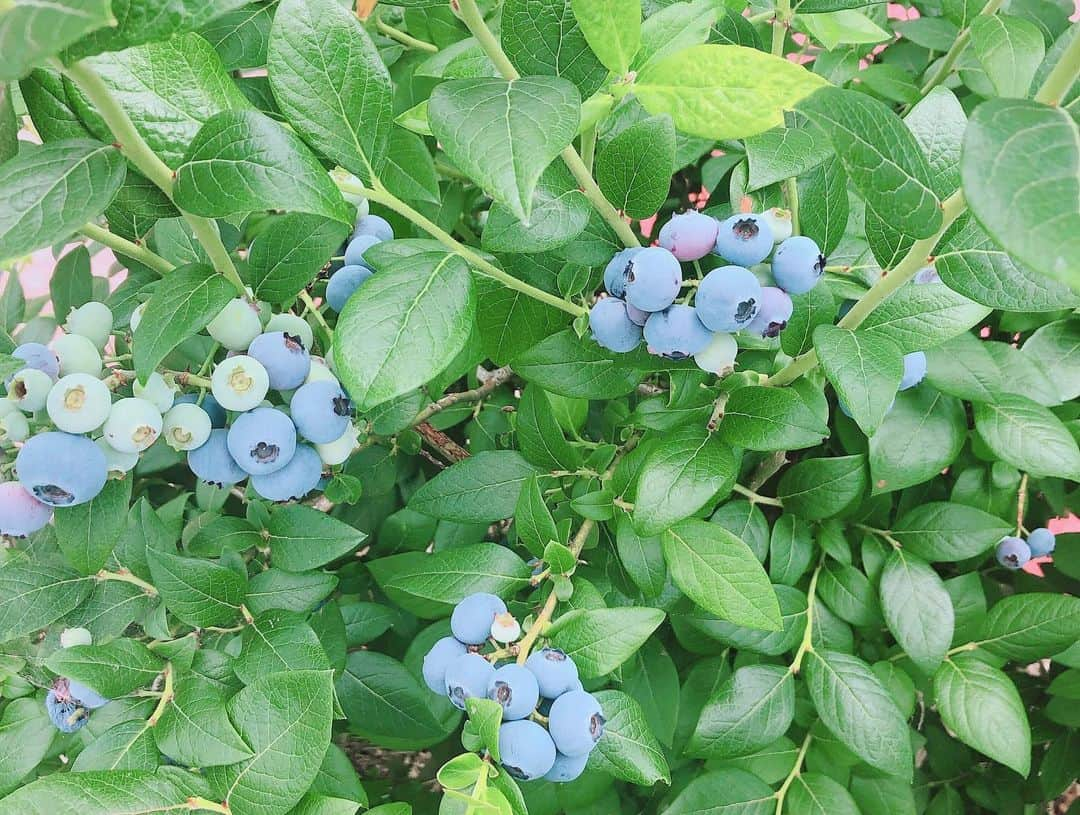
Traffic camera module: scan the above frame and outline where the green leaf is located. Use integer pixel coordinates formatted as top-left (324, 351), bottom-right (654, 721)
top-left (687, 664), bottom-right (794, 758)
top-left (482, 162), bottom-right (590, 253)
top-left (817, 561), bottom-right (880, 626)
top-left (0, 769), bottom-right (215, 815)
top-left (146, 548), bottom-right (247, 628)
top-left (631, 44), bottom-right (826, 140)
top-left (0, 699), bottom-right (55, 797)
top-left (267, 0), bottom-right (392, 182)
top-left (19, 67), bottom-right (94, 143)
top-left (206, 670), bottom-right (335, 815)
top-left (660, 767), bottom-right (776, 815)
top-left (970, 14), bottom-right (1045, 98)
top-left (891, 502), bottom-right (1012, 562)
top-left (334, 240), bottom-right (476, 411)
top-left (662, 519), bottom-right (781, 631)
top-left (1022, 319), bottom-right (1080, 401)
top-left (45, 639), bottom-right (163, 697)
top-left (0, 139), bottom-right (125, 263)
top-left (634, 0), bottom-right (716, 72)
top-left (199, 2), bottom-right (275, 70)
top-left (429, 77), bottom-right (580, 223)
top-left (53, 477), bottom-right (132, 574)
top-left (549, 606), bottom-right (665, 677)
top-left (570, 0), bottom-right (641, 74)
top-left (234, 612), bottom-right (330, 685)
top-left (595, 115), bottom-right (675, 218)
top-left (464, 697), bottom-right (503, 763)
top-left (803, 649), bottom-right (913, 779)
top-left (501, 0), bottom-right (608, 98)
top-left (246, 213), bottom-right (347, 304)
top-left (786, 774), bottom-right (860, 815)
top-left (744, 123), bottom-right (833, 192)
top-left (381, 128), bottom-right (440, 204)
top-left (974, 394), bottom-right (1080, 478)
top-left (71, 720), bottom-right (158, 772)
top-left (801, 10), bottom-right (891, 50)
top-left (0, 0), bottom-right (113, 81)
top-left (268, 506), bottom-right (366, 571)
top-left (615, 516), bottom-right (667, 598)
top-left (686, 584), bottom-right (807, 656)
top-left (174, 109), bottom-right (352, 224)
top-left (633, 425), bottom-right (738, 536)
top-left (868, 388), bottom-right (966, 493)
top-left (799, 86), bottom-right (941, 239)
top-left (961, 98), bottom-right (1080, 293)
top-left (409, 451), bottom-right (538, 523)
top-left (710, 499), bottom-right (770, 563)
top-left (980, 594), bottom-right (1080, 661)
top-left (717, 385), bottom-right (829, 451)
top-left (514, 475), bottom-right (560, 557)
top-left (0, 562), bottom-right (93, 642)
top-left (859, 281), bottom-right (991, 353)
top-left (591, 689), bottom-right (671, 786)
top-left (777, 454), bottom-right (867, 520)
top-left (49, 246), bottom-right (93, 325)
top-left (879, 549), bottom-right (953, 674)
top-left (154, 668), bottom-right (253, 768)
top-left (512, 329), bottom-right (644, 399)
top-left (814, 325), bottom-right (903, 436)
top-left (515, 385), bottom-right (582, 471)
top-left (933, 654), bottom-right (1030, 776)
top-left (781, 278), bottom-right (838, 356)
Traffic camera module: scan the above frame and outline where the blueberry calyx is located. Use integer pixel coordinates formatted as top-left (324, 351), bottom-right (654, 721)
top-left (735, 299), bottom-right (757, 323)
top-left (34, 484), bottom-right (74, 505)
top-left (733, 218), bottom-right (759, 240)
top-left (252, 442), bottom-right (280, 463)
top-left (332, 396), bottom-right (354, 418)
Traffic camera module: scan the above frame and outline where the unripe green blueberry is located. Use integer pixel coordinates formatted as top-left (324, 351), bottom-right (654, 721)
top-left (53, 333), bottom-right (102, 377)
top-left (760, 207), bottom-right (793, 243)
top-left (103, 397), bottom-right (163, 453)
top-left (132, 372), bottom-right (178, 413)
top-left (162, 402), bottom-right (213, 451)
top-left (211, 355), bottom-right (270, 411)
top-left (8, 368), bottom-right (53, 412)
top-left (60, 627), bottom-right (92, 648)
top-left (129, 303), bottom-right (146, 334)
top-left (314, 423), bottom-right (358, 466)
top-left (95, 437), bottom-right (139, 473)
top-left (330, 167), bottom-right (370, 217)
top-left (265, 313), bottom-right (314, 352)
top-left (207, 298), bottom-right (262, 351)
top-left (694, 332), bottom-right (738, 375)
top-left (0, 410), bottom-right (30, 442)
top-left (46, 374), bottom-right (112, 433)
top-left (304, 357), bottom-right (337, 385)
top-left (64, 301), bottom-right (113, 349)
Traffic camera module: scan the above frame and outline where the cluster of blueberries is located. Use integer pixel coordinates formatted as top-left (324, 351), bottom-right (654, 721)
top-left (422, 593), bottom-right (604, 784)
top-left (44, 627), bottom-right (110, 733)
top-left (589, 208), bottom-right (824, 372)
top-left (996, 527), bottom-right (1057, 570)
top-left (324, 207), bottom-right (395, 312)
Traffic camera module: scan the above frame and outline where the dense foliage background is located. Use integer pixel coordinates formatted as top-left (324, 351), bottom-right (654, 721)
top-left (0, 0), bottom-right (1078, 813)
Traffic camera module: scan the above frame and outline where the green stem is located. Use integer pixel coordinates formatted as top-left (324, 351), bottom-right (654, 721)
top-left (298, 290), bottom-right (334, 345)
top-left (1034, 24), bottom-right (1080, 105)
top-left (187, 798), bottom-right (231, 815)
top-left (783, 178), bottom-right (800, 236)
top-left (774, 731), bottom-right (813, 815)
top-left (767, 189), bottom-right (966, 387)
top-left (908, 0), bottom-right (1005, 108)
top-left (147, 663), bottom-right (174, 726)
top-left (789, 558), bottom-right (823, 675)
top-left (97, 568), bottom-right (158, 596)
top-left (731, 483), bottom-right (784, 507)
top-left (375, 14), bottom-right (438, 52)
top-left (80, 222), bottom-right (174, 276)
top-left (580, 124), bottom-right (597, 175)
top-left (770, 0), bottom-right (792, 58)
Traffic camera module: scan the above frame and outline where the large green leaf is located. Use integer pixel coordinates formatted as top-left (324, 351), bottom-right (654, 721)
top-left (879, 549), bottom-right (953, 674)
top-left (744, 122), bottom-right (833, 191)
top-left (973, 394), bottom-right (1080, 478)
top-left (409, 451), bottom-right (539, 522)
top-left (0, 0), bottom-right (112, 80)
top-left (233, 612), bottom-right (329, 685)
top-left (979, 594), bottom-right (1080, 661)
top-left (0, 699), bottom-right (55, 797)
top-left (891, 502), bottom-right (1012, 562)
top-left (19, 67), bottom-right (95, 143)
top-left (267, 505), bottom-right (366, 571)
top-left (53, 477), bottom-right (132, 574)
top-left (868, 388), bottom-right (966, 493)
top-left (44, 639), bottom-right (163, 697)
top-left (246, 213), bottom-right (350, 304)
top-left (549, 606), bottom-right (665, 677)
top-left (660, 768), bottom-right (778, 815)
top-left (0, 562), bottom-right (94, 643)
top-left (570, 0), bottom-right (641, 74)
top-left (787, 774), bottom-right (860, 815)
top-left (970, 14), bottom-right (1045, 98)
top-left (859, 281), bottom-right (991, 353)
top-left (502, 0), bottom-right (609, 97)
top-left (591, 689), bottom-right (671, 786)
top-left (777, 454), bottom-right (867, 520)
top-left (482, 163), bottom-right (590, 254)
top-left (515, 385), bottom-right (581, 471)
top-left (512, 329), bottom-right (644, 399)
top-left (687, 664), bottom-right (794, 758)
top-left (716, 385), bottom-right (829, 452)
top-left (814, 325), bottom-right (903, 436)
top-left (595, 114), bottom-right (675, 218)
top-left (1021, 319), bottom-right (1080, 401)
top-left (153, 668), bottom-right (253, 768)
top-left (0, 769), bottom-right (215, 815)
top-left (146, 548), bottom-right (247, 628)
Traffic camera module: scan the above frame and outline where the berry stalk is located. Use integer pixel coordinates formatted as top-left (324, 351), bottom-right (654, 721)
top-left (79, 222), bottom-right (174, 277)
top-left (1034, 23), bottom-right (1080, 105)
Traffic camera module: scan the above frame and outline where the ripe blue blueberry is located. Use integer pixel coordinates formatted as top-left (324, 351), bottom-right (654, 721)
top-left (487, 663), bottom-right (540, 720)
top-left (67, 679), bottom-right (110, 710)
top-left (643, 305), bottom-right (712, 359)
top-left (899, 351), bottom-right (927, 391)
top-left (227, 407), bottom-right (297, 475)
top-left (695, 265), bottom-right (762, 332)
top-left (188, 429), bottom-right (246, 486)
top-left (290, 380), bottom-right (353, 443)
top-left (326, 265), bottom-right (374, 312)
top-left (623, 247), bottom-right (682, 312)
top-left (996, 536), bottom-right (1031, 570)
top-left (603, 248), bottom-right (642, 298)
top-left (450, 592), bottom-right (507, 645)
top-left (45, 689), bottom-right (89, 733)
top-left (589, 298), bottom-right (643, 353)
top-left (102, 397), bottom-right (163, 453)
top-left (250, 443), bottom-right (322, 501)
top-left (1026, 527), bottom-right (1056, 557)
top-left (266, 313), bottom-right (314, 352)
top-left (248, 331), bottom-right (311, 391)
top-left (444, 652), bottom-right (495, 710)
top-left (498, 719), bottom-right (557, 782)
top-left (16, 432), bottom-right (107, 507)
top-left (714, 213), bottom-right (774, 267)
top-left (12, 342), bottom-right (59, 381)
top-left (0, 481), bottom-right (53, 536)
top-left (658, 211), bottom-right (719, 261)
top-left (524, 648), bottom-right (580, 699)
top-left (175, 393), bottom-right (227, 428)
top-left (353, 214), bottom-right (394, 243)
top-left (625, 303), bottom-right (649, 327)
top-left (422, 636), bottom-right (468, 694)
top-left (547, 689), bottom-right (605, 757)
top-left (544, 751), bottom-right (589, 783)
top-left (772, 236), bottom-right (825, 294)
top-left (344, 234), bottom-right (381, 267)
top-left (746, 287), bottom-right (793, 338)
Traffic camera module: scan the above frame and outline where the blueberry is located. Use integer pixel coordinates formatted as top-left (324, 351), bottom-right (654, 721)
top-left (314, 423), bottom-right (358, 467)
top-left (422, 636), bottom-right (468, 694)
top-left (603, 248), bottom-right (642, 298)
top-left (52, 333), bottom-right (102, 378)
top-left (227, 407), bottom-right (297, 475)
top-left (8, 368), bottom-right (53, 412)
top-left (714, 213), bottom-right (774, 267)
top-left (0, 481), bottom-right (53, 536)
top-left (67, 679), bottom-right (110, 710)
top-left (623, 247), bottom-right (682, 312)
top-left (498, 720), bottom-right (557, 781)
top-left (16, 432), bottom-right (107, 506)
top-left (695, 265), bottom-right (762, 332)
top-left (46, 373), bottom-right (112, 434)
top-left (207, 298), bottom-right (263, 352)
top-left (248, 331), bottom-right (311, 391)
top-left (659, 212), bottom-right (719, 262)
top-left (760, 207), bottom-right (793, 243)
top-left (589, 298), bottom-right (643, 353)
top-left (344, 234), bottom-right (381, 268)
top-left (96, 437), bottom-right (139, 474)
top-left (694, 332), bottom-right (738, 375)
top-left (898, 351), bottom-right (927, 391)
top-left (0, 409), bottom-right (29, 442)
top-left (745, 287), bottom-right (793, 338)
top-left (524, 648), bottom-right (579, 699)
top-left (12, 342), bottom-right (59, 380)
top-left (250, 443), bottom-right (322, 501)
top-left (490, 611), bottom-right (521, 644)
top-left (45, 689), bottom-right (89, 733)
top-left (1026, 527), bottom-right (1056, 557)
top-left (175, 393), bottom-right (227, 428)
top-left (544, 751), bottom-right (589, 783)
top-left (129, 303), bottom-right (146, 334)
top-left (996, 536), bottom-right (1031, 570)
top-left (326, 265), bottom-right (374, 312)
top-left (914, 266), bottom-right (940, 284)
top-left (60, 627), bottom-right (92, 648)
top-left (102, 397), bottom-right (163, 453)
top-left (211, 355), bottom-right (270, 412)
top-left (352, 214), bottom-right (394, 243)
top-left (265, 313), bottom-right (314, 352)
top-left (290, 380), bottom-right (352, 443)
top-left (643, 305), bottom-right (712, 359)
top-left (64, 301), bottom-right (113, 349)
top-left (162, 403), bottom-right (213, 451)
top-left (487, 663), bottom-right (540, 720)
top-left (132, 372), bottom-right (178, 413)
top-left (444, 652), bottom-right (495, 710)
top-left (547, 689), bottom-right (604, 757)
top-left (625, 303), bottom-right (649, 327)
top-left (187, 429), bottom-right (246, 486)
top-left (450, 593), bottom-right (507, 645)
top-left (772, 236), bottom-right (825, 295)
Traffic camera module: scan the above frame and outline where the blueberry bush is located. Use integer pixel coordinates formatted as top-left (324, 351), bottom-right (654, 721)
top-left (0, 0), bottom-right (1078, 812)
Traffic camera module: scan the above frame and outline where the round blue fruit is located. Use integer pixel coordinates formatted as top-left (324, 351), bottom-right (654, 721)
top-left (344, 234), bottom-right (381, 267)
top-left (695, 265), bottom-right (762, 332)
top-left (45, 690), bottom-right (88, 733)
top-left (487, 663), bottom-right (540, 720)
top-left (16, 432), bottom-right (107, 507)
top-left (248, 331), bottom-right (311, 391)
top-left (659, 211), bottom-right (719, 262)
top-left (188, 429), bottom-right (247, 486)
top-left (589, 298), bottom-right (642, 353)
top-left (772, 236), bottom-right (825, 294)
top-left (525, 648), bottom-right (580, 699)
top-left (1026, 527), bottom-right (1056, 557)
top-left (444, 652), bottom-right (495, 710)
top-left (12, 342), bottom-right (59, 381)
top-left (422, 636), bottom-right (468, 694)
top-left (498, 719), bottom-right (557, 782)
top-left (290, 380), bottom-right (353, 443)
top-left (644, 305), bottom-right (712, 359)
top-left (544, 751), bottom-right (589, 783)
top-left (250, 444), bottom-right (322, 501)
top-left (714, 213), bottom-right (774, 267)
top-left (626, 303), bottom-right (649, 327)
top-left (996, 536), bottom-right (1031, 570)
top-left (227, 407), bottom-right (298, 475)
top-left (353, 214), bottom-right (394, 243)
top-left (603, 248), bottom-right (642, 298)
top-left (451, 592), bottom-right (507, 645)
top-left (547, 689), bottom-right (605, 757)
top-left (175, 392), bottom-right (227, 428)
top-left (0, 481), bottom-right (53, 536)
top-left (623, 247), bottom-right (682, 312)
top-left (67, 679), bottom-right (110, 710)
top-left (326, 265), bottom-right (374, 312)
top-left (899, 351), bottom-right (927, 391)
top-left (746, 286), bottom-right (793, 338)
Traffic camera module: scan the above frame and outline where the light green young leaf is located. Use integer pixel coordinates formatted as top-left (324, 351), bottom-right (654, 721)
top-left (0, 0), bottom-right (113, 81)
top-left (570, 0), bottom-right (642, 74)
